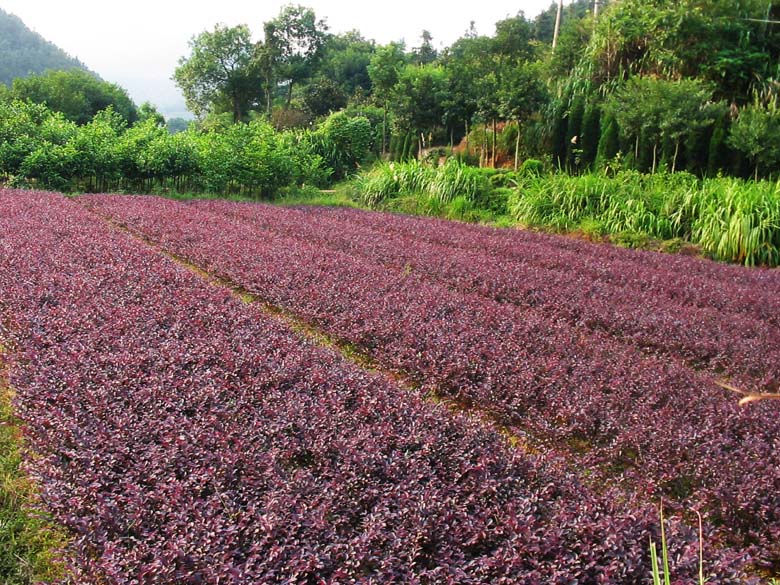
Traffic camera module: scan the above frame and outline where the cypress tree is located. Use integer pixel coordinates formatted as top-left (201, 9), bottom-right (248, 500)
top-left (389, 134), bottom-right (400, 161)
top-left (551, 105), bottom-right (569, 170)
top-left (566, 96), bottom-right (585, 171)
top-left (638, 127), bottom-right (654, 172)
top-left (407, 131), bottom-right (419, 160)
top-left (685, 125), bottom-right (710, 175)
top-left (580, 103), bottom-right (601, 170)
top-left (596, 111), bottom-right (619, 167)
top-left (400, 133), bottom-right (411, 161)
top-left (707, 122), bottom-right (726, 177)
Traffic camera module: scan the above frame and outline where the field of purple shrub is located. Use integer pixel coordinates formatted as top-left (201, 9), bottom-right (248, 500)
top-left (1, 189), bottom-right (777, 581)
top-left (194, 200), bottom-right (780, 387)
top-left (81, 195), bottom-right (780, 567)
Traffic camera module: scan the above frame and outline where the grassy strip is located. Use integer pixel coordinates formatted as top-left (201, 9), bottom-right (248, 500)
top-left (509, 171), bottom-right (780, 266)
top-left (273, 186), bottom-right (362, 209)
top-left (346, 162), bottom-right (780, 266)
top-left (0, 346), bottom-right (68, 584)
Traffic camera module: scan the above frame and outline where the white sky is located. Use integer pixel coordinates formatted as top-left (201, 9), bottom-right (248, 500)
top-left (1, 0), bottom-right (556, 118)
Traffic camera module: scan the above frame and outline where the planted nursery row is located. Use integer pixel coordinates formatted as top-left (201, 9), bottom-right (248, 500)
top-left (314, 204), bottom-right (780, 322)
top-left (191, 200), bottom-right (780, 388)
top-left (82, 194), bottom-right (780, 568)
top-left (0, 189), bottom-right (729, 581)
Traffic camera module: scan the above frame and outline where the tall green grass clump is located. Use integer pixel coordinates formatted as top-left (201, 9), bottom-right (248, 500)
top-left (353, 159), bottom-right (491, 207)
top-left (685, 178), bottom-right (780, 266)
top-left (510, 171), bottom-right (780, 266)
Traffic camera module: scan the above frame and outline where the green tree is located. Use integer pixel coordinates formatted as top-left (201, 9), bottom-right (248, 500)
top-left (195, 120), bottom-right (296, 195)
top-left (11, 70), bottom-right (137, 125)
top-left (318, 31), bottom-right (375, 97)
top-left (413, 30), bottom-right (437, 65)
top-left (137, 101), bottom-right (166, 126)
top-left (174, 24), bottom-right (262, 123)
top-left (579, 102), bottom-right (601, 170)
top-left (493, 14), bottom-right (535, 65)
top-left (607, 77), bottom-right (722, 173)
top-left (497, 62), bottom-right (548, 170)
top-left (116, 116), bottom-right (169, 189)
top-left (391, 64), bottom-right (450, 152)
top-left (0, 99), bottom-right (75, 179)
top-left (706, 116), bottom-right (727, 176)
top-left (264, 5), bottom-right (328, 109)
top-left (302, 78), bottom-right (347, 116)
top-left (566, 95), bottom-right (585, 170)
top-left (311, 111), bottom-right (373, 178)
top-left (368, 42), bottom-right (406, 155)
top-left (68, 107), bottom-right (125, 191)
top-left (596, 110), bottom-right (619, 167)
top-left (166, 117), bottom-right (190, 134)
top-left (532, 0), bottom-right (594, 44)
top-left (728, 101), bottom-right (780, 179)
top-left (580, 0), bottom-right (780, 101)
top-left (656, 80), bottom-right (723, 172)
top-left (441, 35), bottom-right (493, 150)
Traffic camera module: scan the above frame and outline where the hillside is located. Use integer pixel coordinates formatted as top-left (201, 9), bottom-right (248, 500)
top-left (0, 7), bottom-right (88, 85)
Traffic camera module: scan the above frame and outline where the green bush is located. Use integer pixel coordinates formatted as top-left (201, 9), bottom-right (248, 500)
top-left (519, 158), bottom-right (544, 177)
top-left (352, 159), bottom-right (493, 207)
top-left (509, 170), bottom-right (780, 266)
top-left (488, 170), bottom-right (518, 188)
top-left (0, 98), bottom-right (340, 196)
top-left (313, 111), bottom-right (373, 180)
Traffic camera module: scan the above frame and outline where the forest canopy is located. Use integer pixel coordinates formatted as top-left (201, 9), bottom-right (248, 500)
top-left (1, 0), bottom-right (780, 196)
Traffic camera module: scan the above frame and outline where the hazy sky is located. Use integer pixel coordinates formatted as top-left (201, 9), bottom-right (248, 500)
top-left (2, 0), bottom-right (556, 118)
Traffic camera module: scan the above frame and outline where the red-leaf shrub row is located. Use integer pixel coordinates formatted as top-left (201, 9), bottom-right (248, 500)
top-left (2, 190), bottom-right (736, 582)
top-left (82, 194), bottom-right (780, 564)
top-left (190, 200), bottom-right (780, 387)
top-left (312, 205), bottom-right (780, 321)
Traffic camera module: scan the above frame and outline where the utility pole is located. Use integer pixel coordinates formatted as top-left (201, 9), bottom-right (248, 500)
top-left (552, 0), bottom-right (563, 51)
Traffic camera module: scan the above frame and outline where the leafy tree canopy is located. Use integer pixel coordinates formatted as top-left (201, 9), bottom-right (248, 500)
top-left (264, 4), bottom-right (329, 107)
top-left (174, 24), bottom-right (262, 123)
top-left (11, 69), bottom-right (137, 125)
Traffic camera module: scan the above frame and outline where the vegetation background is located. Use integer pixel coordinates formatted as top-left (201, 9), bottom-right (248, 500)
top-left (1, 0), bottom-right (780, 266)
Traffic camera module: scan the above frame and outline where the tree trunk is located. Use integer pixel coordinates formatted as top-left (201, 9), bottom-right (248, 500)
top-left (552, 0), bottom-right (563, 51)
top-left (382, 101), bottom-right (388, 156)
top-left (465, 120), bottom-right (470, 154)
top-left (266, 75), bottom-right (273, 115)
top-left (672, 141), bottom-right (680, 173)
top-left (514, 119), bottom-right (521, 171)
top-left (492, 119), bottom-right (497, 168)
top-left (286, 81), bottom-right (294, 109)
top-left (652, 142), bottom-right (658, 174)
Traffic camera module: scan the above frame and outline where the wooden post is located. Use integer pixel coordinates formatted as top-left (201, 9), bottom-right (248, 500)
top-left (552, 0), bottom-right (564, 51)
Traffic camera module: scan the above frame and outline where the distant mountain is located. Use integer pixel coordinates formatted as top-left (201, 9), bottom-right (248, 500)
top-left (0, 7), bottom-right (89, 85)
